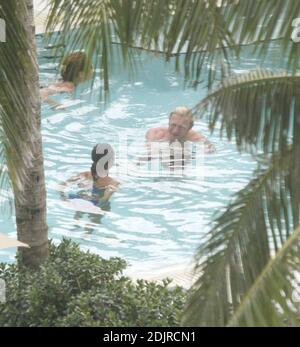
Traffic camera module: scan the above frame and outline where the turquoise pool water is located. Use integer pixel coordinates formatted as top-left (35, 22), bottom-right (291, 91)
top-left (0, 36), bottom-right (270, 274)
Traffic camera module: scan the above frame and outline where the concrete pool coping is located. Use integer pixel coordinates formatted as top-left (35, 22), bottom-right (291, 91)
top-left (34, 0), bottom-right (49, 35)
top-left (124, 262), bottom-right (198, 290)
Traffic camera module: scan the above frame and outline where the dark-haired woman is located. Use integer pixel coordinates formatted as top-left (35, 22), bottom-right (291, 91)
top-left (59, 144), bottom-right (119, 210)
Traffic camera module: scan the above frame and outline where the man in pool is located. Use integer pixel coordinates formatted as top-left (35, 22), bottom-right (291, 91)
top-left (146, 106), bottom-right (215, 152)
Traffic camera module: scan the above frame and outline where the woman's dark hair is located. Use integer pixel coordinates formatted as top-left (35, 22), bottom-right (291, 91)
top-left (91, 144), bottom-right (110, 180)
top-left (60, 52), bottom-right (89, 83)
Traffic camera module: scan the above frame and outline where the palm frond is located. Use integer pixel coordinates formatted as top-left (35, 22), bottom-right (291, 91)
top-left (182, 147), bottom-right (300, 326)
top-left (0, 145), bottom-right (12, 214)
top-left (228, 224), bottom-right (300, 327)
top-left (193, 69), bottom-right (300, 154)
top-left (44, 0), bottom-right (300, 95)
top-left (223, 0), bottom-right (300, 73)
top-left (45, 0), bottom-right (238, 94)
top-left (0, 0), bottom-right (38, 193)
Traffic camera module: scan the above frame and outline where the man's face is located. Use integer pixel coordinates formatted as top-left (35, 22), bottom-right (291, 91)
top-left (168, 113), bottom-right (192, 141)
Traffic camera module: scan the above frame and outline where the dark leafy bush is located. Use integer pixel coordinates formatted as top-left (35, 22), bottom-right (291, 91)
top-left (0, 239), bottom-right (187, 327)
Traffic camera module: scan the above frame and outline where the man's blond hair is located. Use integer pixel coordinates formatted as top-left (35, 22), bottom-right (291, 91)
top-left (169, 106), bottom-right (194, 128)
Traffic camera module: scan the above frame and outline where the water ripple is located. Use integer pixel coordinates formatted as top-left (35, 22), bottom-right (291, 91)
top-left (0, 36), bottom-right (259, 271)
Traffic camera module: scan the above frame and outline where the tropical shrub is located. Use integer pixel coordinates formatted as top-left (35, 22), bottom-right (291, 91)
top-left (0, 239), bottom-right (186, 327)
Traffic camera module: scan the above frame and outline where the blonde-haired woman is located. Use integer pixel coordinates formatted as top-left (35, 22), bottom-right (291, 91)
top-left (40, 51), bottom-right (93, 109)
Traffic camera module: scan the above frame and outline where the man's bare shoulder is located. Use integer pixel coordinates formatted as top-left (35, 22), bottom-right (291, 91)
top-left (187, 130), bottom-right (216, 153)
top-left (187, 130), bottom-right (206, 142)
top-left (146, 127), bottom-right (168, 141)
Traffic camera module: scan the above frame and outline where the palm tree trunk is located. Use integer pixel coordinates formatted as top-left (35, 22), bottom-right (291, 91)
top-left (14, 0), bottom-right (48, 268)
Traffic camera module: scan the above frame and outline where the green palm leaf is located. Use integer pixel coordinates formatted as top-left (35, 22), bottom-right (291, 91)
top-left (228, 224), bottom-right (300, 327)
top-left (0, 1), bottom-right (37, 193)
top-left (45, 0), bottom-right (237, 93)
top-left (182, 148), bottom-right (300, 326)
top-left (44, 0), bottom-right (300, 95)
top-left (223, 0), bottom-right (300, 72)
top-left (193, 70), bottom-right (300, 154)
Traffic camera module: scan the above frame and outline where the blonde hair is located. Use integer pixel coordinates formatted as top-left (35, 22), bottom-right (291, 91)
top-left (169, 106), bottom-right (194, 128)
top-left (60, 52), bottom-right (92, 84)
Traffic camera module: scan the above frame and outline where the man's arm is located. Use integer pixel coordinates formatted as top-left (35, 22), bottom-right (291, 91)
top-left (188, 130), bottom-right (215, 153)
top-left (188, 130), bottom-right (206, 142)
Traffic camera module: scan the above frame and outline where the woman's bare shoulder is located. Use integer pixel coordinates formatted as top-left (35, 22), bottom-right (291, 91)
top-left (80, 171), bottom-right (92, 179)
top-left (95, 176), bottom-right (120, 188)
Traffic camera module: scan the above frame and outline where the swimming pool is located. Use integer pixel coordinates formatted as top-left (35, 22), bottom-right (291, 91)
top-left (1, 35), bottom-right (273, 276)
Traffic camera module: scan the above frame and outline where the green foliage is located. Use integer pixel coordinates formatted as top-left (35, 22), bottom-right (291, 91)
top-left (227, 225), bottom-right (300, 327)
top-left (45, 0), bottom-right (300, 95)
top-left (193, 70), bottom-right (300, 154)
top-left (0, 0), bottom-right (38, 193)
top-left (181, 66), bottom-right (300, 326)
top-left (182, 148), bottom-right (299, 326)
top-left (45, 0), bottom-right (237, 93)
top-left (0, 239), bottom-right (186, 327)
top-left (2, 0), bottom-right (300, 327)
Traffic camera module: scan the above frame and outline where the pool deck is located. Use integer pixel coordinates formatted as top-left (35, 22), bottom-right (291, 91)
top-left (124, 263), bottom-right (198, 290)
top-left (34, 0), bottom-right (50, 35)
